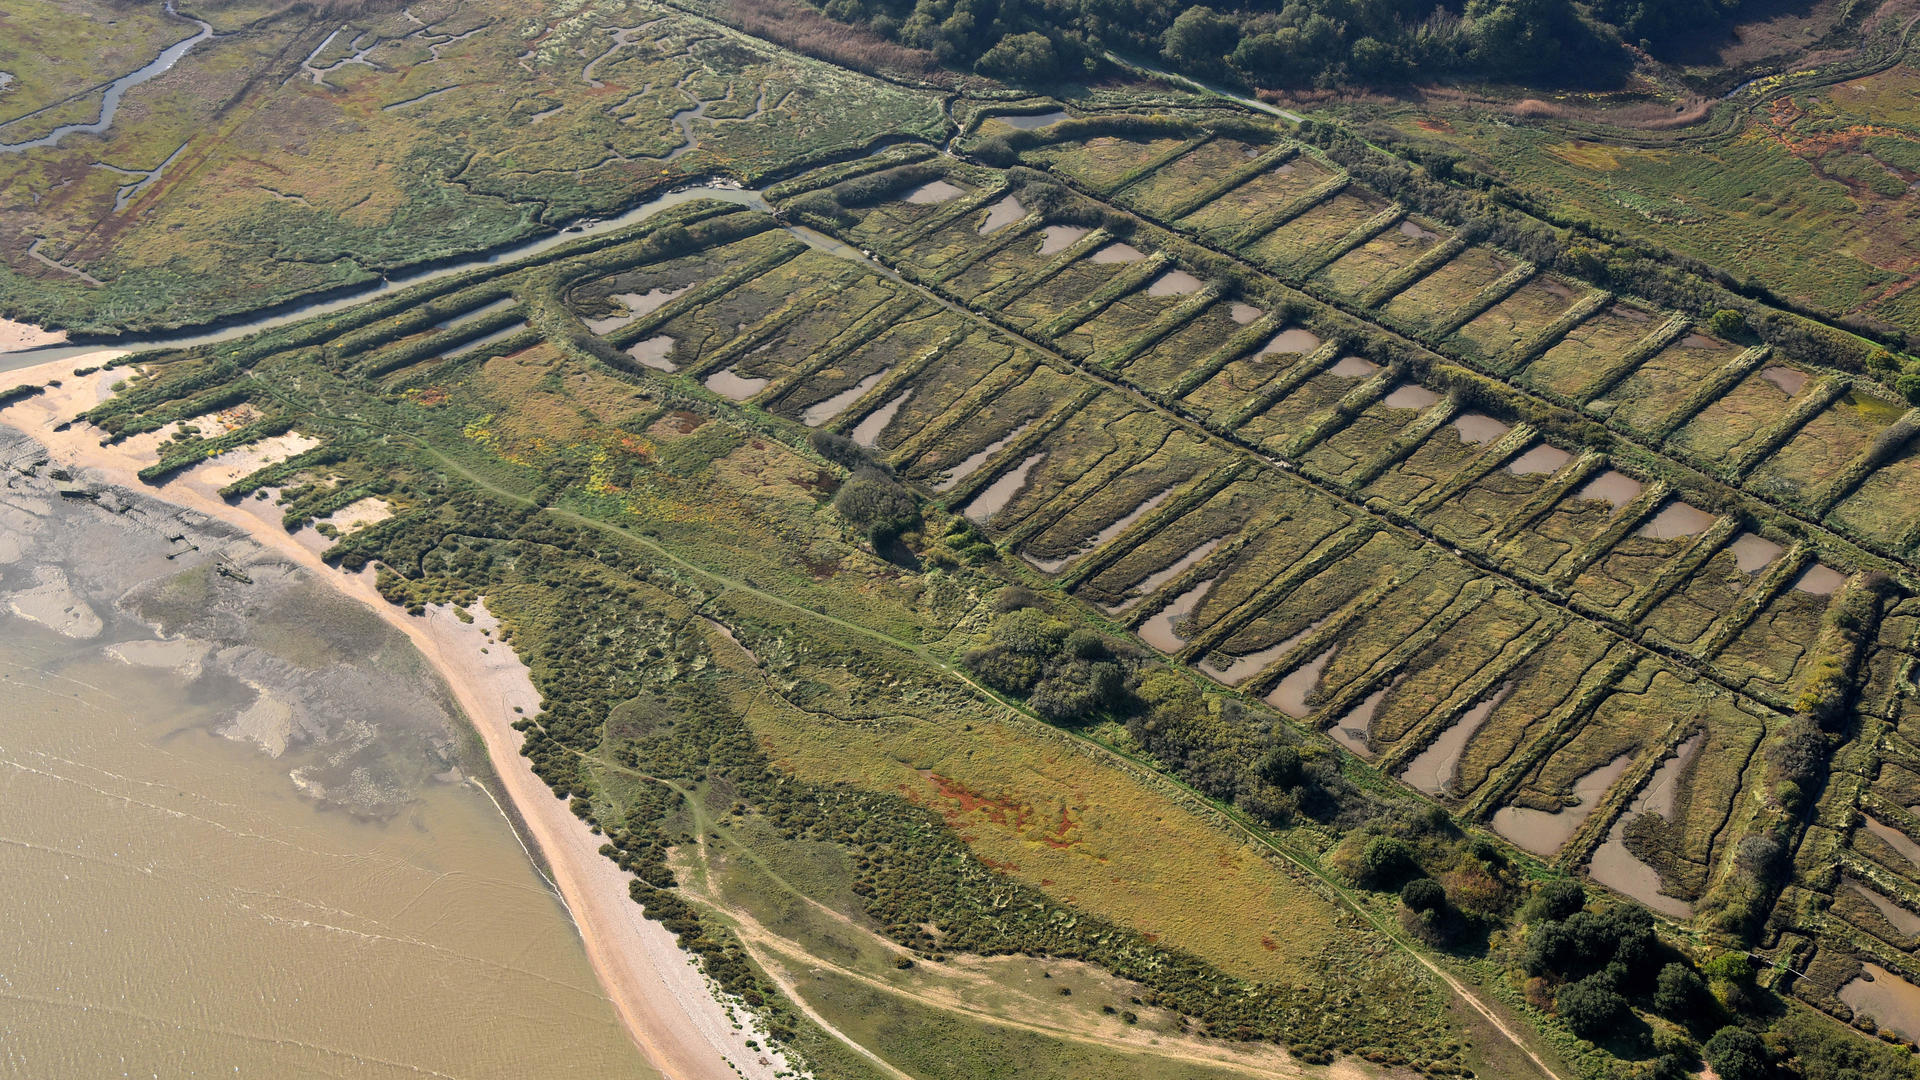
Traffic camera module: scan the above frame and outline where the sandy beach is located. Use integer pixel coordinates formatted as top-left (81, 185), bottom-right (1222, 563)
top-left (0, 317), bottom-right (66, 353)
top-left (0, 353), bottom-right (787, 1080)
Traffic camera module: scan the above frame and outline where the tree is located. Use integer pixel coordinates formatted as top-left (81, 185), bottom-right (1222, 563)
top-left (1029, 658), bottom-right (1123, 720)
top-left (964, 645), bottom-right (1041, 694)
top-left (1556, 976), bottom-right (1629, 1041)
top-left (1703, 1027), bottom-right (1770, 1080)
top-left (976, 32), bottom-right (1058, 81)
top-left (1258, 745), bottom-right (1302, 787)
top-left (1466, 0), bottom-right (1585, 79)
top-left (1524, 878), bottom-right (1586, 923)
top-left (1653, 962), bottom-right (1709, 1020)
top-left (1161, 6), bottom-right (1239, 72)
top-left (1354, 834), bottom-right (1417, 888)
top-left (834, 469), bottom-right (918, 541)
top-left (1708, 308), bottom-right (1749, 338)
top-left (989, 607), bottom-right (1069, 655)
top-left (1401, 877), bottom-right (1447, 913)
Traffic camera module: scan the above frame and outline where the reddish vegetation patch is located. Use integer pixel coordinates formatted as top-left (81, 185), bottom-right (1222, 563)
top-left (724, 0), bottom-right (948, 81)
top-left (912, 772), bottom-right (1084, 849)
top-left (1415, 117), bottom-right (1454, 132)
top-left (1261, 935), bottom-right (1279, 951)
top-left (668, 409), bottom-right (704, 433)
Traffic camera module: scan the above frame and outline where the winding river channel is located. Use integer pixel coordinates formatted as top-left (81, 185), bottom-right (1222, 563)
top-left (0, 3), bottom-right (214, 154)
top-left (0, 182), bottom-right (780, 371)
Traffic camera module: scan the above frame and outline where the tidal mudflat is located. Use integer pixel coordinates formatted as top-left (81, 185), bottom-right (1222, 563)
top-left (0, 428), bottom-right (654, 1077)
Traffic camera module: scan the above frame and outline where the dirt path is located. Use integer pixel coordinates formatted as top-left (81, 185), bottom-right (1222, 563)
top-left (6, 345), bottom-right (1562, 1080)
top-left (0, 354), bottom-right (787, 1080)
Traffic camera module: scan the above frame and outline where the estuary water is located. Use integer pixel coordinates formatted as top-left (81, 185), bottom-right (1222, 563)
top-left (0, 431), bottom-right (656, 1078)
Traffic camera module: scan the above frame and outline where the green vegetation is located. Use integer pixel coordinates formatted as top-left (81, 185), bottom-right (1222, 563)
top-left (0, 0), bottom-right (946, 335)
top-left (22, 4), bottom-right (1920, 1077)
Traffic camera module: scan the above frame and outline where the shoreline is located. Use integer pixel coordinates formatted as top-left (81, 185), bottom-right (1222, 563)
top-left (0, 353), bottom-right (787, 1080)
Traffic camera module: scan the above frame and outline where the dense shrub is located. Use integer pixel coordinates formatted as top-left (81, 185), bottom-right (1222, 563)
top-left (1703, 1027), bottom-right (1771, 1080)
top-left (834, 468), bottom-right (920, 541)
top-left (1401, 877), bottom-right (1447, 913)
top-left (1557, 976), bottom-right (1630, 1041)
top-left (1652, 962), bottom-right (1710, 1021)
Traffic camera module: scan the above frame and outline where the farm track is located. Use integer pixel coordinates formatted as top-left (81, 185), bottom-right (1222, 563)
top-left (226, 325), bottom-right (1565, 1080)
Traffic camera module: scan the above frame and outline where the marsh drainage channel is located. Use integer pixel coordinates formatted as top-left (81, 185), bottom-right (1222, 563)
top-left (0, 2), bottom-right (214, 153)
top-left (0, 182), bottom-right (804, 372)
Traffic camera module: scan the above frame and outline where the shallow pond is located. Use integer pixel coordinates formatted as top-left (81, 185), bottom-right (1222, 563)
top-left (1490, 754), bottom-right (1633, 857)
top-left (1637, 501), bottom-right (1715, 540)
top-left (1842, 964), bottom-right (1920, 1041)
top-left (1265, 645), bottom-right (1336, 718)
top-left (1138, 579), bottom-right (1211, 652)
top-left (851, 389), bottom-right (911, 448)
top-left (961, 452), bottom-right (1044, 523)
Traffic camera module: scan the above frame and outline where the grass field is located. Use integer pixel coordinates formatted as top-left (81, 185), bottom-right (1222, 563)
top-left (0, 0), bottom-right (944, 334)
top-left (28, 28), bottom-right (1920, 1070)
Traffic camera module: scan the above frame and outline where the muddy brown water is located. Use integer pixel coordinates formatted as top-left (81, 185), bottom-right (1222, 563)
top-left (1759, 364), bottom-right (1810, 397)
top-left (1091, 242), bottom-right (1146, 264)
top-left (1865, 817), bottom-right (1920, 872)
top-left (851, 389), bottom-right (910, 448)
top-left (1587, 733), bottom-right (1703, 918)
top-left (1382, 384), bottom-right (1440, 411)
top-left (1637, 501), bottom-right (1715, 540)
top-left (1228, 302), bottom-right (1263, 325)
top-left (994, 110), bottom-right (1071, 129)
top-left (627, 335), bottom-right (677, 371)
top-left (1261, 327), bottom-right (1322, 355)
top-left (1024, 487), bottom-right (1174, 573)
top-left (1728, 532), bottom-right (1784, 573)
top-left (1794, 563), bottom-right (1848, 595)
top-left (801, 368), bottom-right (889, 427)
top-left (1138, 578), bottom-right (1212, 652)
top-left (1265, 645), bottom-right (1336, 719)
top-left (1037, 225), bottom-right (1089, 255)
top-left (1398, 220), bottom-right (1442, 242)
top-left (703, 367), bottom-right (767, 400)
top-left (1199, 620), bottom-right (1321, 687)
top-left (1106, 538), bottom-right (1223, 613)
top-left (935, 419), bottom-right (1035, 492)
top-left (961, 452), bottom-right (1045, 524)
top-left (1490, 754), bottom-right (1634, 857)
top-left (1842, 964), bottom-right (1920, 1041)
top-left (1400, 683), bottom-right (1511, 796)
top-left (977, 195), bottom-right (1025, 234)
top-left (1680, 333), bottom-right (1724, 349)
top-left (1146, 270), bottom-right (1205, 297)
top-left (1575, 469), bottom-right (1642, 509)
top-left (1507, 444), bottom-right (1572, 475)
top-left (0, 441), bottom-right (652, 1077)
top-left (1852, 884), bottom-right (1920, 936)
top-left (1328, 684), bottom-right (1393, 758)
top-left (1453, 413), bottom-right (1510, 445)
top-left (905, 179), bottom-right (967, 204)
top-left (442, 295), bottom-right (519, 331)
top-left (1327, 356), bottom-right (1380, 379)
top-left (583, 288), bottom-right (689, 334)
top-left (1589, 828), bottom-right (1694, 919)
